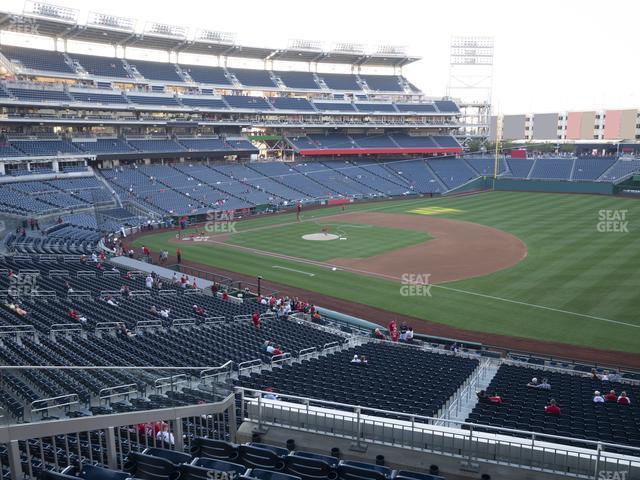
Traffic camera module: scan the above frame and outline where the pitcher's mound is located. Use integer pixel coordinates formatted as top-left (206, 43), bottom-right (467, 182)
top-left (302, 233), bottom-right (340, 241)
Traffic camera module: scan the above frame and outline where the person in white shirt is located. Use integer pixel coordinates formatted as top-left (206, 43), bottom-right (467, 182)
top-left (266, 344), bottom-right (276, 354)
top-left (156, 424), bottom-right (175, 445)
top-left (593, 391), bottom-right (605, 403)
top-left (405, 328), bottom-right (414, 342)
top-left (159, 309), bottom-right (170, 319)
top-left (260, 297), bottom-right (268, 305)
top-left (91, 252), bottom-right (98, 263)
top-left (351, 354), bottom-right (361, 364)
top-left (106, 297), bottom-right (119, 307)
top-left (145, 274), bottom-right (153, 289)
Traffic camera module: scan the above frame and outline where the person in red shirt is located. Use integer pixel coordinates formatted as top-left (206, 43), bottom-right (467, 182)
top-left (604, 390), bottom-right (618, 402)
top-left (272, 345), bottom-right (283, 356)
top-left (222, 291), bottom-right (229, 301)
top-left (477, 390), bottom-right (502, 404)
top-left (545, 399), bottom-right (561, 416)
top-left (618, 391), bottom-right (631, 405)
top-left (252, 312), bottom-right (261, 329)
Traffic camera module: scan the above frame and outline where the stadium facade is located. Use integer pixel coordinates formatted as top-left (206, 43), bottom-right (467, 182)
top-left (490, 110), bottom-right (640, 143)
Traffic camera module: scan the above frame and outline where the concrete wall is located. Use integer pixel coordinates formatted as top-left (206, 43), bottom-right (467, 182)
top-left (494, 179), bottom-right (614, 194)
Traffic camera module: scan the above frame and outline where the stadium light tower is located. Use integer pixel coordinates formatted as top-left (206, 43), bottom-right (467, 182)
top-left (446, 36), bottom-right (494, 142)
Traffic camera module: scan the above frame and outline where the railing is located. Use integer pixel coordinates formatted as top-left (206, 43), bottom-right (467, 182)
top-left (0, 394), bottom-right (236, 479)
top-left (238, 359), bottom-right (263, 376)
top-left (154, 374), bottom-right (188, 393)
top-left (203, 316), bottom-right (226, 324)
top-left (271, 352), bottom-right (292, 366)
top-left (67, 290), bottom-right (92, 299)
top-left (76, 271), bottom-right (96, 278)
top-left (135, 320), bottom-right (163, 332)
top-left (31, 393), bottom-right (80, 418)
top-left (171, 318), bottom-right (196, 328)
top-left (236, 387), bottom-right (640, 480)
top-left (95, 322), bottom-right (123, 333)
top-left (199, 360), bottom-right (234, 385)
top-left (50, 323), bottom-right (83, 336)
top-left (99, 383), bottom-right (140, 403)
top-left (297, 346), bottom-right (317, 360)
top-left (0, 324), bottom-right (36, 337)
top-left (501, 358), bottom-right (640, 387)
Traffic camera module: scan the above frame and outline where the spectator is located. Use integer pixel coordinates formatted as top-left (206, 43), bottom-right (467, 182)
top-left (156, 423), bottom-right (175, 445)
top-left (608, 370), bottom-right (622, 382)
top-left (91, 252), bottom-right (98, 263)
top-left (176, 248), bottom-right (182, 264)
top-left (373, 328), bottom-right (385, 340)
top-left (150, 305), bottom-right (159, 316)
top-left (222, 290), bottom-right (229, 302)
top-left (351, 354), bottom-right (361, 364)
top-left (193, 305), bottom-right (206, 316)
top-left (618, 391), bottom-right (631, 405)
top-left (604, 390), bottom-right (618, 402)
top-left (405, 327), bottom-right (414, 342)
top-left (272, 345), bottom-right (283, 356)
top-left (159, 308), bottom-right (170, 319)
top-left (477, 390), bottom-right (502, 404)
top-left (526, 377), bottom-right (539, 387)
top-left (145, 274), bottom-right (153, 289)
top-left (7, 303), bottom-right (27, 317)
top-left (360, 355), bottom-right (368, 365)
top-left (252, 312), bottom-right (261, 328)
top-left (311, 311), bottom-right (325, 325)
top-left (105, 296), bottom-right (119, 307)
top-left (545, 399), bottom-right (561, 416)
top-left (593, 391), bottom-right (605, 403)
top-left (590, 368), bottom-right (599, 380)
top-left (69, 309), bottom-right (87, 324)
top-left (263, 387), bottom-right (278, 400)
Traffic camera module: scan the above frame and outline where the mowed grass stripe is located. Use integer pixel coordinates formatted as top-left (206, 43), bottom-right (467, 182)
top-left (133, 191), bottom-right (640, 353)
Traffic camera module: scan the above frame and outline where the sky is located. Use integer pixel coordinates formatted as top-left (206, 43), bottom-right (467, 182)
top-left (1, 0), bottom-right (638, 114)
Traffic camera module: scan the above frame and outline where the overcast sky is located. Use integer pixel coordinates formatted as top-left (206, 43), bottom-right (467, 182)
top-left (2, 0), bottom-right (637, 114)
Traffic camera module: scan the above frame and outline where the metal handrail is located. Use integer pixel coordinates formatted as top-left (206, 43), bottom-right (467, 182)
top-left (203, 316), bottom-right (226, 324)
top-left (271, 352), bottom-right (292, 366)
top-left (30, 393), bottom-right (80, 415)
top-left (99, 383), bottom-right (139, 401)
top-left (48, 270), bottom-right (70, 278)
top-left (154, 374), bottom-right (188, 390)
top-left (95, 322), bottom-right (124, 333)
top-left (0, 324), bottom-right (36, 335)
top-left (50, 323), bottom-right (83, 334)
top-left (200, 360), bottom-right (234, 383)
top-left (236, 386), bottom-right (640, 454)
top-left (171, 318), bottom-right (196, 328)
top-left (298, 346), bottom-right (317, 360)
top-left (238, 359), bottom-right (263, 375)
top-left (135, 320), bottom-right (163, 332)
top-left (76, 271), bottom-right (97, 277)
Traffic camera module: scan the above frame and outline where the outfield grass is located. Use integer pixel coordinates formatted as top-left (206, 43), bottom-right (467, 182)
top-left (227, 221), bottom-right (430, 261)
top-left (133, 192), bottom-right (640, 354)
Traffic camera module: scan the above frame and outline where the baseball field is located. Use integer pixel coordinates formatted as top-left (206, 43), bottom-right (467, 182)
top-left (132, 191), bottom-right (640, 359)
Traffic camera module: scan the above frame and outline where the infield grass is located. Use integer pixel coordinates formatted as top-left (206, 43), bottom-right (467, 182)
top-left (133, 192), bottom-right (640, 354)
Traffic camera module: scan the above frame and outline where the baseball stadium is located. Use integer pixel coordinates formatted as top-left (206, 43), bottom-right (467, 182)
top-left (0, 2), bottom-right (638, 480)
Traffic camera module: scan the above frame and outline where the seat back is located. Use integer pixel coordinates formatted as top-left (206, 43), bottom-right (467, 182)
top-left (192, 458), bottom-right (247, 475)
top-left (238, 445), bottom-right (285, 471)
top-left (284, 455), bottom-right (337, 480)
top-left (395, 471), bottom-right (444, 480)
top-left (39, 472), bottom-right (78, 480)
top-left (337, 465), bottom-right (387, 480)
top-left (125, 451), bottom-right (178, 480)
top-left (192, 438), bottom-right (239, 461)
top-left (142, 447), bottom-right (191, 465)
top-left (249, 469), bottom-right (302, 480)
top-left (79, 465), bottom-right (130, 480)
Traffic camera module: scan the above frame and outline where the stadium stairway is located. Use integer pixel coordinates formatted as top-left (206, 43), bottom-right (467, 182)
top-left (438, 359), bottom-right (500, 425)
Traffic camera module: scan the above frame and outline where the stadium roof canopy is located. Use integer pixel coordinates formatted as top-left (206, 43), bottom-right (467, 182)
top-left (0, 4), bottom-right (420, 67)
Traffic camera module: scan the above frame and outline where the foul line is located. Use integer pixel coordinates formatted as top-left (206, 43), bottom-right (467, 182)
top-left (272, 265), bottom-right (315, 276)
